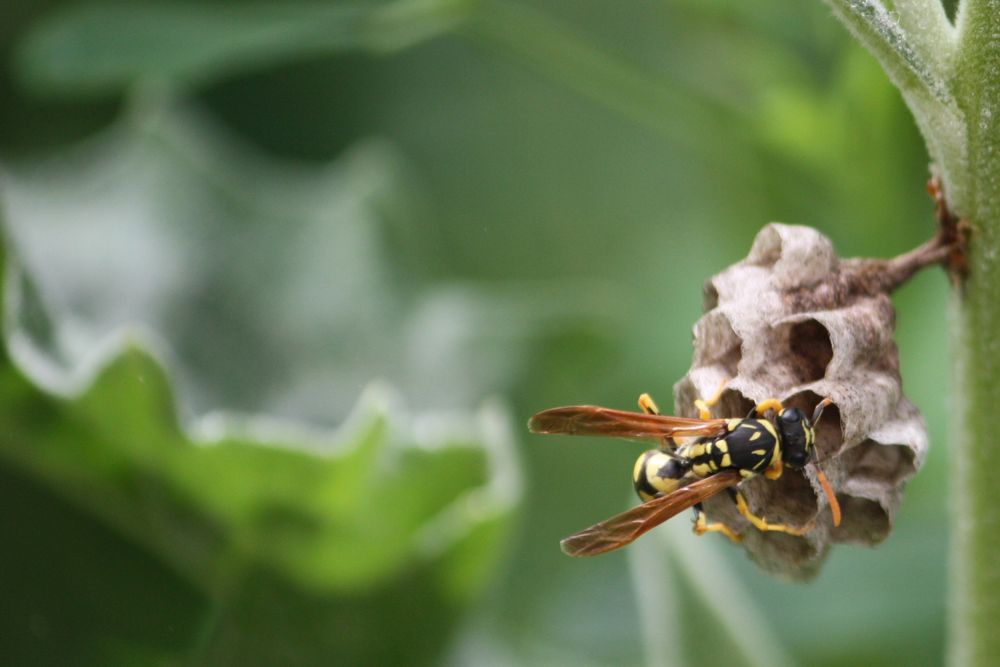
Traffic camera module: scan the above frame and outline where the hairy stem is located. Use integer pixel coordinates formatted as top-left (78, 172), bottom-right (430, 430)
top-left (943, 4), bottom-right (1000, 665)
top-left (823, 1), bottom-right (1000, 663)
top-left (950, 204), bottom-right (1000, 667)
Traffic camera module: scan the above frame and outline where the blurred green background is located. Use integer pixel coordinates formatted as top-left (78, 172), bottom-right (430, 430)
top-left (0, 1), bottom-right (952, 665)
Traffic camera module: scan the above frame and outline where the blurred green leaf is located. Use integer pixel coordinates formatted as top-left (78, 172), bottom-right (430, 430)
top-left (0, 94), bottom-right (521, 665)
top-left (0, 338), bottom-right (518, 665)
top-left (0, 93), bottom-right (532, 422)
top-left (15, 0), bottom-right (472, 97)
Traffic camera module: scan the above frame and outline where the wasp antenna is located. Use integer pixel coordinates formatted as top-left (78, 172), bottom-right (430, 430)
top-left (811, 397), bottom-right (833, 426)
top-left (811, 448), bottom-right (841, 527)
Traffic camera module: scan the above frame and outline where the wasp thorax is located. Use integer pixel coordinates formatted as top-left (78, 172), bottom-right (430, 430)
top-left (674, 223), bottom-right (928, 579)
top-left (633, 449), bottom-right (688, 502)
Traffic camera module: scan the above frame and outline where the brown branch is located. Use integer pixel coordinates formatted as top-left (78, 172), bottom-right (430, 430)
top-left (872, 174), bottom-right (969, 292)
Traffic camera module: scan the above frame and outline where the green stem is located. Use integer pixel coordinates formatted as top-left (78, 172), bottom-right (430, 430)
top-left (947, 3), bottom-right (1000, 665)
top-left (950, 198), bottom-right (1000, 667)
top-left (825, 1), bottom-right (1000, 664)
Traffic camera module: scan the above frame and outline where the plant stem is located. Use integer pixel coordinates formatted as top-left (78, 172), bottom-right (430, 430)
top-left (822, 1), bottom-right (1000, 662)
top-left (949, 198), bottom-right (1000, 667)
top-left (941, 4), bottom-right (1000, 664)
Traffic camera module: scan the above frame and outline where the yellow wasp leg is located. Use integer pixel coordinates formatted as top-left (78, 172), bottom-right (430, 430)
top-left (639, 393), bottom-right (682, 452)
top-left (638, 393), bottom-right (660, 415)
top-left (694, 378), bottom-right (730, 420)
top-left (754, 398), bottom-right (784, 416)
top-left (693, 509), bottom-right (743, 543)
top-left (734, 491), bottom-right (813, 536)
top-left (638, 393), bottom-right (671, 452)
top-left (763, 457), bottom-right (783, 480)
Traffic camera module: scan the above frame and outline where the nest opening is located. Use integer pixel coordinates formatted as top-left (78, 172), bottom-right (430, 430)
top-left (760, 319), bottom-right (833, 388)
top-left (841, 440), bottom-right (916, 486)
top-left (831, 495), bottom-right (890, 544)
top-left (788, 319), bottom-right (833, 381)
top-left (715, 388), bottom-right (755, 419)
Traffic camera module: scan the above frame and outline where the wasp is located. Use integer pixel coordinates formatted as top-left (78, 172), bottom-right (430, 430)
top-left (528, 384), bottom-right (840, 556)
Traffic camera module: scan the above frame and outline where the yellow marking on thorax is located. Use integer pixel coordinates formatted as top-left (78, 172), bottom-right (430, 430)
top-left (692, 463), bottom-right (711, 477)
top-left (716, 440), bottom-right (728, 453)
top-left (762, 420), bottom-right (778, 438)
top-left (726, 418), bottom-right (742, 431)
top-left (720, 453), bottom-right (732, 467)
top-left (749, 431), bottom-right (762, 442)
top-left (752, 449), bottom-right (766, 456)
top-left (770, 439), bottom-right (782, 467)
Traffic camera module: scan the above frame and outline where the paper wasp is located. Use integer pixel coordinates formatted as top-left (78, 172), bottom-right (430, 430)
top-left (528, 386), bottom-right (840, 556)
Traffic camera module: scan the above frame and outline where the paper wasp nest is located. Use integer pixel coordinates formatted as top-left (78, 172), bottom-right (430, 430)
top-left (674, 224), bottom-right (928, 579)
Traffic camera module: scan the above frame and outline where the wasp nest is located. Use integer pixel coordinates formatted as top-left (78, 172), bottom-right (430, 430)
top-left (674, 224), bottom-right (929, 580)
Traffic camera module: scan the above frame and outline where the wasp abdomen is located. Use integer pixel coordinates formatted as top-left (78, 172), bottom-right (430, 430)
top-left (633, 449), bottom-right (689, 501)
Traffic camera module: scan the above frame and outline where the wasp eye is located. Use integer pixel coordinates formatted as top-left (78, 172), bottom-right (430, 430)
top-left (779, 408), bottom-right (802, 423)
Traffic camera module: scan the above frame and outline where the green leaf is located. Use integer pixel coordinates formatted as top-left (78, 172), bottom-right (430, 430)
top-left (0, 95), bottom-right (521, 665)
top-left (0, 340), bottom-right (518, 665)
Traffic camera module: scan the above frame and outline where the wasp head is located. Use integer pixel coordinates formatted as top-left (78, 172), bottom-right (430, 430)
top-left (776, 407), bottom-right (811, 468)
top-left (777, 398), bottom-right (831, 469)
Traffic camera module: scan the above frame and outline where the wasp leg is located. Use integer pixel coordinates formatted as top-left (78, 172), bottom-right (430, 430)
top-left (638, 393), bottom-right (660, 415)
top-left (733, 490), bottom-right (813, 536)
top-left (763, 457), bottom-right (783, 481)
top-left (639, 393), bottom-right (685, 454)
top-left (692, 502), bottom-right (743, 543)
top-left (694, 378), bottom-right (729, 420)
top-left (754, 398), bottom-right (784, 416)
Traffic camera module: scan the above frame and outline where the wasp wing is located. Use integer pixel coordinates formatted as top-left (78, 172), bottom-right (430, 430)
top-left (560, 471), bottom-right (742, 557)
top-left (529, 405), bottom-right (728, 441)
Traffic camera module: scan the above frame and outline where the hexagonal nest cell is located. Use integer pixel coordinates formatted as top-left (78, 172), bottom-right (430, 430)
top-left (786, 319), bottom-right (834, 382)
top-left (831, 495), bottom-right (891, 545)
top-left (841, 439), bottom-right (917, 487)
top-left (674, 223), bottom-right (929, 578)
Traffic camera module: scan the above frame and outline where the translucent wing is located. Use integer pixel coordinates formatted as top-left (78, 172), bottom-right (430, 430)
top-left (529, 405), bottom-right (728, 441)
top-left (560, 471), bottom-right (742, 557)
